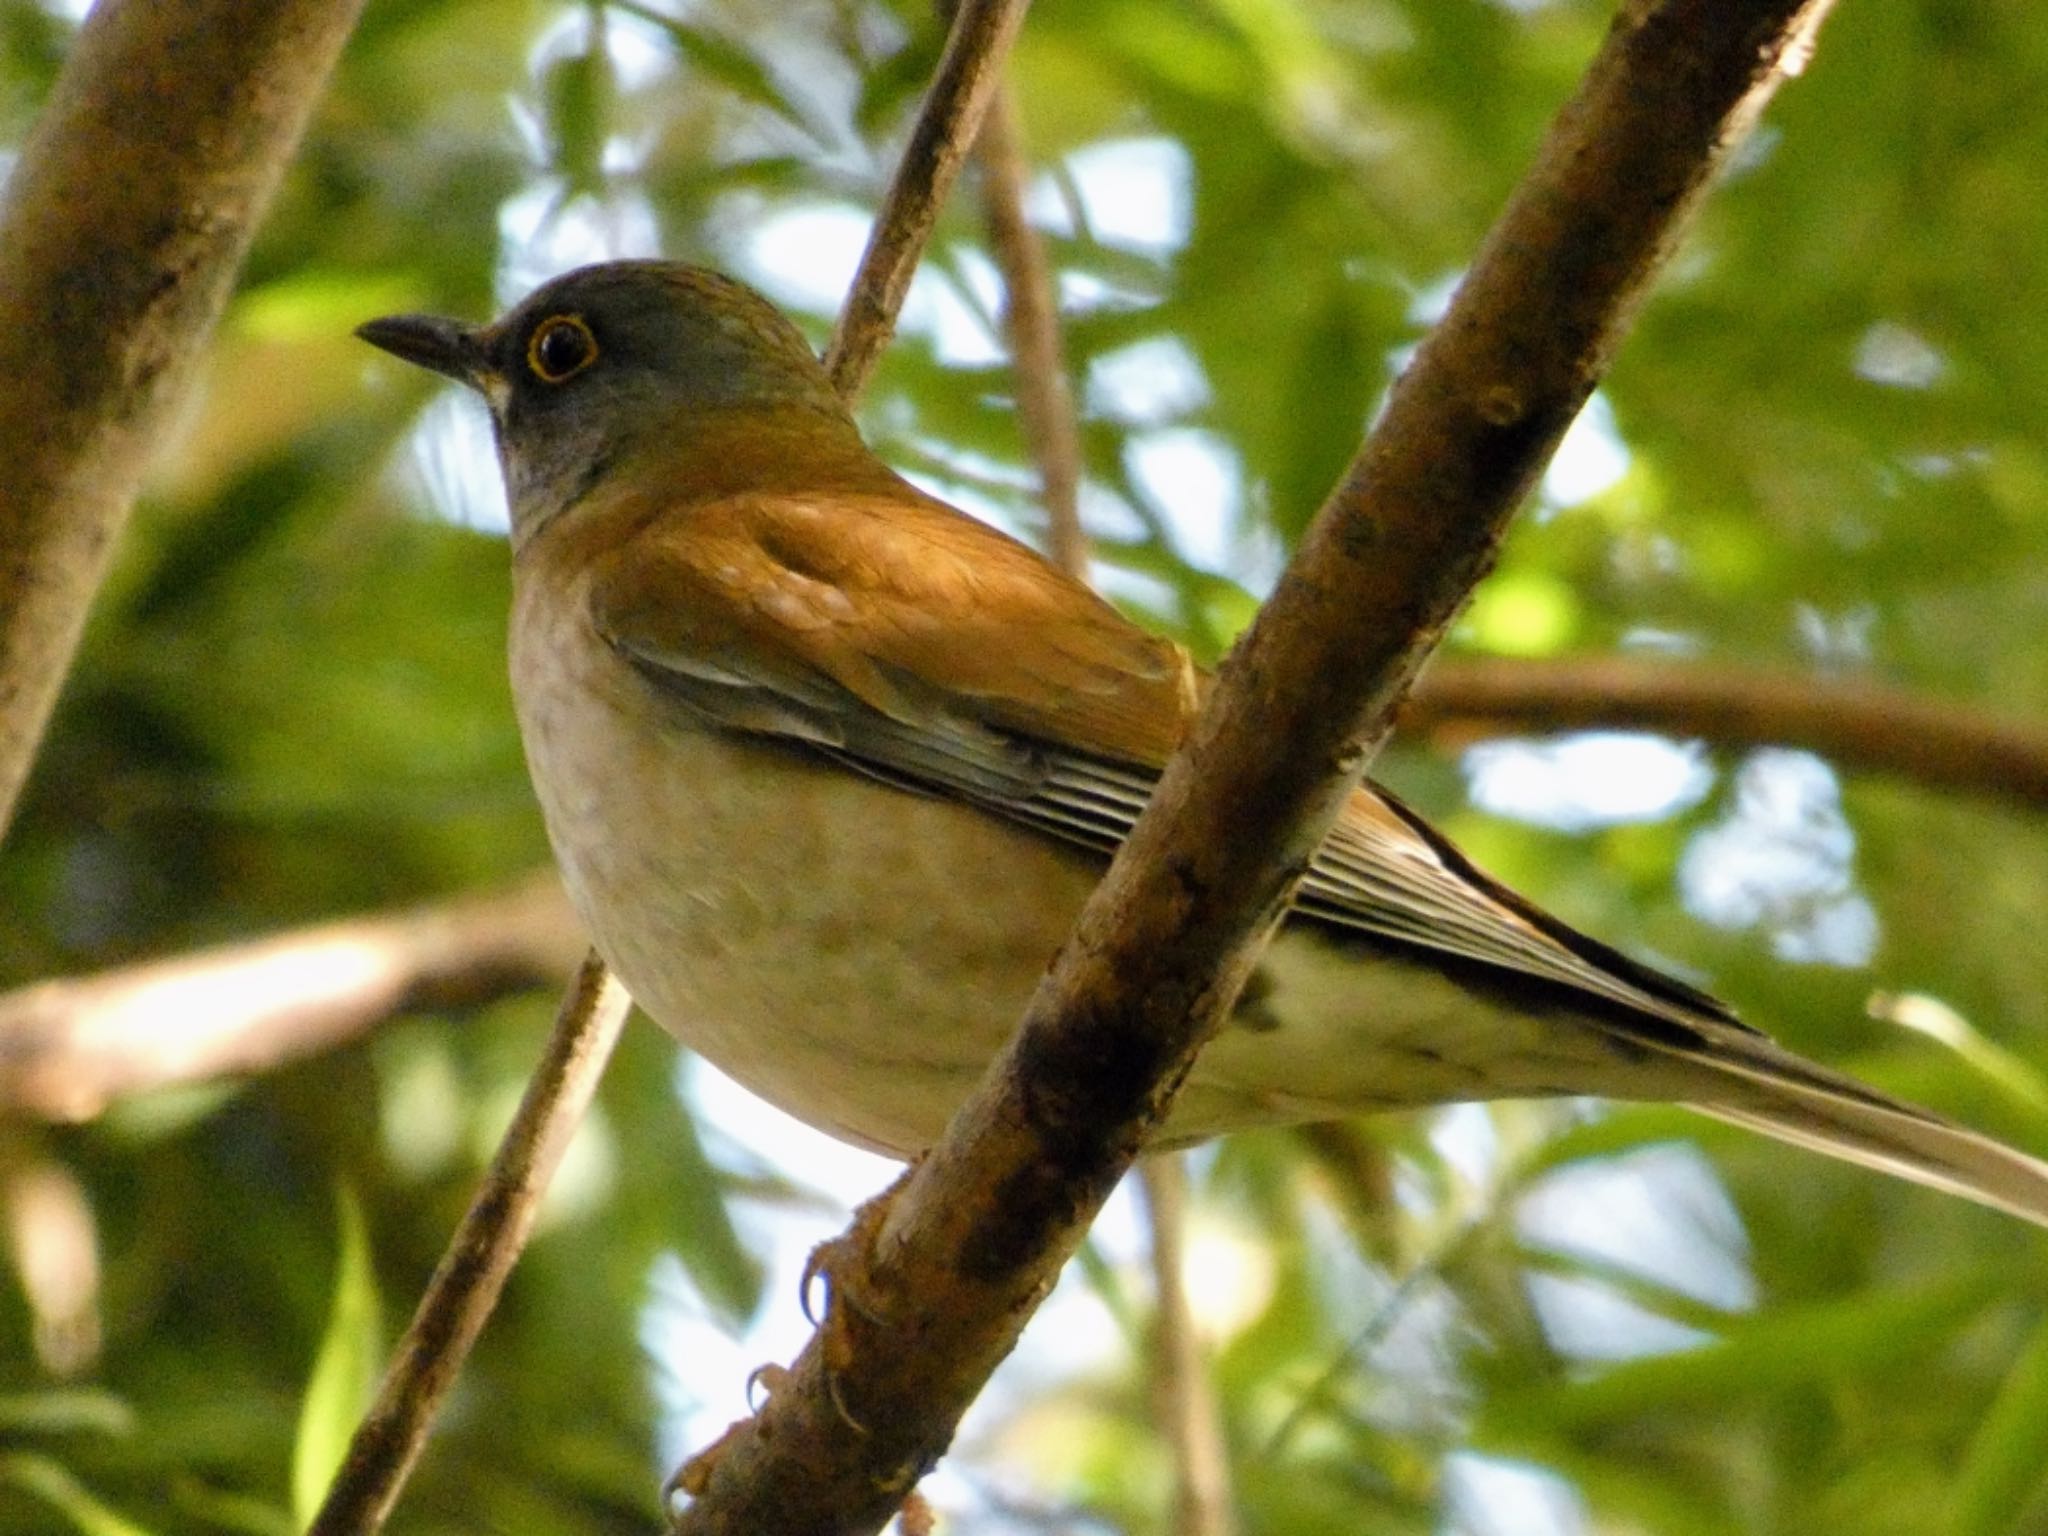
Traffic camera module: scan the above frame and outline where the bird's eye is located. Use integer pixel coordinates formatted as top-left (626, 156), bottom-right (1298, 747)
top-left (527, 314), bottom-right (598, 384)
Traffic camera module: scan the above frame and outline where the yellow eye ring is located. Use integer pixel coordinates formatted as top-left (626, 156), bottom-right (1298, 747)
top-left (527, 314), bottom-right (598, 384)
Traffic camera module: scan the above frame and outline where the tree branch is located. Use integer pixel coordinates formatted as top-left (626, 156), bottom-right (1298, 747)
top-left (976, 85), bottom-right (1087, 580)
top-left (0, 875), bottom-right (581, 1122)
top-left (306, 953), bottom-right (632, 1536)
top-left (823, 0), bottom-right (1032, 397)
top-left (672, 3), bottom-right (1835, 1531)
top-left (978, 91), bottom-right (1234, 1530)
top-left (1405, 654), bottom-right (2048, 812)
top-left (318, 1), bottom-right (1038, 1525)
top-left (1137, 1158), bottom-right (1236, 1536)
top-left (0, 0), bottom-right (367, 843)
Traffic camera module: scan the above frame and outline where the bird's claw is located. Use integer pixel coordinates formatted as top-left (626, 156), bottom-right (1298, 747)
top-left (801, 1169), bottom-right (918, 1430)
top-left (668, 1173), bottom-right (918, 1518)
top-left (663, 1414), bottom-right (747, 1516)
top-left (895, 1488), bottom-right (936, 1536)
top-left (801, 1170), bottom-right (910, 1328)
top-left (744, 1361), bottom-right (787, 1410)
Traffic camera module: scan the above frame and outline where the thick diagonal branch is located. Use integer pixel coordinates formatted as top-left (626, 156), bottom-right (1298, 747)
top-left (0, 0), bottom-right (367, 842)
top-left (673, 4), bottom-right (1836, 1532)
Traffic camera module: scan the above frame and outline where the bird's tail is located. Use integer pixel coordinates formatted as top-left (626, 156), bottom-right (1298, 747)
top-left (1663, 1025), bottom-right (2048, 1231)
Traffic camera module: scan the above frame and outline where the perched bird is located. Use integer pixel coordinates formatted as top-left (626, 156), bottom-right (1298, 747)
top-left (359, 259), bottom-right (2048, 1228)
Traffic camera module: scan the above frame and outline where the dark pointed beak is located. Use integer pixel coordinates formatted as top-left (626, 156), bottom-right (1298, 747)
top-left (355, 312), bottom-right (488, 390)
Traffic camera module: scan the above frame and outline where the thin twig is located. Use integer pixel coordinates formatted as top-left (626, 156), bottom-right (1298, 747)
top-left (1136, 1159), bottom-right (1236, 1536)
top-left (975, 85), bottom-right (1086, 580)
top-left (1404, 654), bottom-right (2048, 812)
top-left (823, 0), bottom-right (1032, 397)
top-left (1263, 1218), bottom-right (1487, 1462)
top-left (306, 953), bottom-right (631, 1536)
top-left (0, 0), bottom-right (367, 842)
top-left (674, 4), bottom-right (1837, 1533)
top-left (0, 875), bottom-right (581, 1121)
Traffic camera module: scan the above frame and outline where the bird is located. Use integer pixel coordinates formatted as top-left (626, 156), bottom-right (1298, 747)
top-left (358, 258), bottom-right (2048, 1229)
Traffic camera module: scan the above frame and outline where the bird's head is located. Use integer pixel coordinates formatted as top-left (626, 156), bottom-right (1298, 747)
top-left (357, 260), bottom-right (849, 544)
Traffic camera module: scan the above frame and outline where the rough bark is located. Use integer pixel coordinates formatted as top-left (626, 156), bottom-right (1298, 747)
top-left (0, 0), bottom-right (368, 840)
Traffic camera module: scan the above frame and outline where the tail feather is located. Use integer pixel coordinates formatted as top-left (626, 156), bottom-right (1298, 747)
top-left (1665, 1027), bottom-right (2048, 1231)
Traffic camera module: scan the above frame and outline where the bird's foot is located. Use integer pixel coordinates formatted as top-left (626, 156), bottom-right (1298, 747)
top-left (896, 1488), bottom-right (936, 1536)
top-left (661, 1365), bottom-right (788, 1524)
top-left (666, 1169), bottom-right (918, 1520)
top-left (800, 1169), bottom-right (908, 1329)
top-left (799, 1164), bottom-right (918, 1430)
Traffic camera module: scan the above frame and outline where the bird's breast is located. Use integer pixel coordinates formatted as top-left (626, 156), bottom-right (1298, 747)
top-left (503, 564), bottom-right (1663, 1159)
top-left (506, 569), bottom-right (1103, 1154)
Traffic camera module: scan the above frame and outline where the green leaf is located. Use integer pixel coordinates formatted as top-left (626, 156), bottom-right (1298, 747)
top-left (659, 1080), bottom-right (763, 1324)
top-left (608, 0), bottom-right (834, 146)
top-left (542, 43), bottom-right (611, 195)
top-left (230, 271), bottom-right (423, 346)
top-left (1458, 569), bottom-right (1582, 656)
top-left (168, 1480), bottom-right (294, 1536)
top-left (290, 1187), bottom-right (384, 1528)
top-left (1952, 1310), bottom-right (2048, 1536)
top-left (0, 1390), bottom-right (135, 1439)
top-left (1870, 991), bottom-right (2048, 1120)
top-left (1480, 1269), bottom-right (2005, 1440)
top-left (0, 1454), bottom-right (156, 1536)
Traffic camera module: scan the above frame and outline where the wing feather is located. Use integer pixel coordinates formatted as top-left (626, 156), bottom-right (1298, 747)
top-left (589, 488), bottom-right (1742, 1036)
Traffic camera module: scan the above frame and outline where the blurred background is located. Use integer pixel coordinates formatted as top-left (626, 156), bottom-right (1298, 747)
top-left (5, 0), bottom-right (2048, 1531)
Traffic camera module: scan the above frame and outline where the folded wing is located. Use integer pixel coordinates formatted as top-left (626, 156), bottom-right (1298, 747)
top-left (590, 487), bottom-right (2048, 1229)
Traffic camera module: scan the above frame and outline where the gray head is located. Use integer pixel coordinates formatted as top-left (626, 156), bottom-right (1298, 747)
top-left (357, 260), bottom-right (850, 542)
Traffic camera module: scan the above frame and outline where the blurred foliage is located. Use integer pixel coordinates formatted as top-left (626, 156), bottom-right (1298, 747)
top-left (5, 0), bottom-right (2048, 1531)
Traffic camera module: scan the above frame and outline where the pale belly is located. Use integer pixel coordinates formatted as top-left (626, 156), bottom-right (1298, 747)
top-left (509, 582), bottom-right (1665, 1157)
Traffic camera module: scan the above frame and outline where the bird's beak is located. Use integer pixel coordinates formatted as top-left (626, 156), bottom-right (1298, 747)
top-left (355, 312), bottom-right (489, 391)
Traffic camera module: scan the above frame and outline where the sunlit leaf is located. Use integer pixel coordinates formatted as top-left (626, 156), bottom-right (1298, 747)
top-left (1479, 1270), bottom-right (2005, 1439)
top-left (609, 0), bottom-right (836, 145)
top-left (1952, 1309), bottom-right (2048, 1536)
top-left (0, 1455), bottom-right (155, 1536)
top-left (290, 1187), bottom-right (384, 1528)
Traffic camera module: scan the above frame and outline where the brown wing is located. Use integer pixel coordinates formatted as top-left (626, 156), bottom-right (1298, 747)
top-left (589, 483), bottom-right (1745, 1029)
top-left (589, 487), bottom-right (1197, 794)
